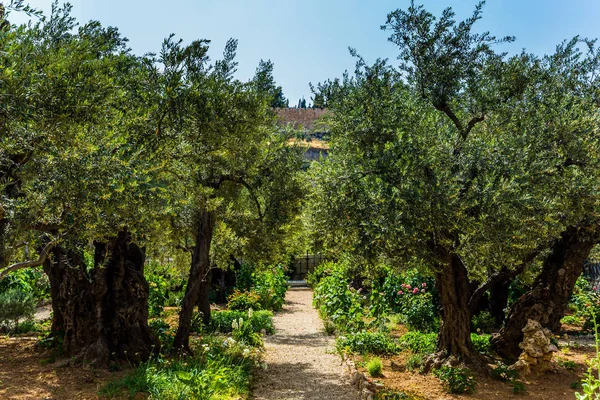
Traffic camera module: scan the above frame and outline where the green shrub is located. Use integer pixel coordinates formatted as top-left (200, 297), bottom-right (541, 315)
top-left (313, 263), bottom-right (366, 332)
top-left (471, 333), bottom-right (492, 355)
top-left (0, 268), bottom-right (50, 302)
top-left (397, 331), bottom-right (436, 355)
top-left (368, 267), bottom-right (438, 329)
top-left (434, 366), bottom-right (477, 394)
top-left (375, 390), bottom-right (425, 400)
top-left (472, 311), bottom-right (496, 333)
top-left (306, 261), bottom-right (335, 288)
top-left (252, 265), bottom-right (288, 311)
top-left (405, 354), bottom-right (424, 372)
top-left (208, 310), bottom-right (274, 334)
top-left (231, 314), bottom-right (263, 348)
top-left (100, 334), bottom-right (255, 399)
top-left (366, 357), bottom-right (383, 377)
top-left (561, 315), bottom-right (584, 326)
top-left (0, 287), bottom-right (36, 331)
top-left (227, 290), bottom-right (263, 311)
top-left (336, 331), bottom-right (399, 355)
top-left (147, 273), bottom-right (168, 317)
top-left (491, 362), bottom-right (519, 382)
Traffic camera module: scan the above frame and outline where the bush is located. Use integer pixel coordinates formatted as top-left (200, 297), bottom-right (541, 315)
top-left (252, 265), bottom-right (288, 311)
top-left (337, 331), bottom-right (399, 355)
top-left (313, 263), bottom-right (366, 332)
top-left (231, 314), bottom-right (263, 348)
top-left (369, 268), bottom-right (439, 332)
top-left (366, 357), bottom-right (383, 377)
top-left (208, 310), bottom-right (274, 335)
top-left (471, 333), bottom-right (492, 355)
top-left (397, 331), bottom-right (436, 355)
top-left (100, 334), bottom-right (256, 399)
top-left (306, 261), bottom-right (335, 288)
top-left (147, 273), bottom-right (168, 317)
top-left (434, 366), bottom-right (477, 394)
top-left (227, 290), bottom-right (263, 311)
top-left (0, 287), bottom-right (36, 331)
top-left (472, 311), bottom-right (496, 333)
top-left (0, 268), bottom-right (50, 302)
top-left (375, 390), bottom-right (425, 400)
top-left (405, 353), bottom-right (424, 372)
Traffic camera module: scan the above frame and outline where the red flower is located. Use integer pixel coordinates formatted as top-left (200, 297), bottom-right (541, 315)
top-left (412, 288), bottom-right (419, 294)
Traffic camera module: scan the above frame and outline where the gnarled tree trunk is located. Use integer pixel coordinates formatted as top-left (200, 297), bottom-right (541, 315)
top-left (492, 225), bottom-right (599, 361)
top-left (173, 210), bottom-right (215, 353)
top-left (44, 230), bottom-right (159, 366)
top-left (426, 243), bottom-right (474, 369)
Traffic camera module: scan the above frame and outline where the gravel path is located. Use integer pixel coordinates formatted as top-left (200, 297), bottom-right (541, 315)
top-left (252, 288), bottom-right (359, 400)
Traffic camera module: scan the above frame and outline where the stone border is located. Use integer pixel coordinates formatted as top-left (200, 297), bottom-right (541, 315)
top-left (341, 355), bottom-right (385, 400)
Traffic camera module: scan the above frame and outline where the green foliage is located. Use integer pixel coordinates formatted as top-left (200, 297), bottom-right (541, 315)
top-left (375, 390), bottom-right (425, 400)
top-left (366, 357), bottom-right (383, 377)
top-left (405, 354), bottom-right (424, 372)
top-left (576, 301), bottom-right (600, 399)
top-left (369, 268), bottom-right (439, 333)
top-left (147, 273), bottom-right (168, 317)
top-left (434, 366), bottom-right (477, 394)
top-left (306, 261), bottom-right (335, 288)
top-left (336, 331), bottom-right (399, 355)
top-left (471, 311), bottom-right (496, 333)
top-left (100, 335), bottom-right (256, 400)
top-left (470, 333), bottom-right (492, 355)
top-left (208, 310), bottom-right (274, 335)
top-left (491, 362), bottom-right (519, 382)
top-left (231, 314), bottom-right (263, 348)
top-left (252, 265), bottom-right (288, 311)
top-left (149, 318), bottom-right (174, 352)
top-left (397, 331), bottom-right (437, 356)
top-left (313, 262), bottom-right (366, 332)
top-left (0, 287), bottom-right (36, 331)
top-left (0, 268), bottom-right (49, 302)
top-left (561, 315), bottom-right (584, 327)
top-left (227, 290), bottom-right (263, 311)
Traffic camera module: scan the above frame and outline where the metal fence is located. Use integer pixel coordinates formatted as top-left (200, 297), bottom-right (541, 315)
top-left (289, 252), bottom-right (324, 281)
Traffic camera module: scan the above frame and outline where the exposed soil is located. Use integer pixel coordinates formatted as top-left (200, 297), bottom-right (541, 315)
top-left (252, 288), bottom-right (359, 400)
top-left (351, 337), bottom-right (594, 399)
top-left (0, 336), bottom-right (127, 400)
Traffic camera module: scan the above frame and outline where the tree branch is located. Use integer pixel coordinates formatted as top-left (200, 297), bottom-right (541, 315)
top-left (434, 102), bottom-right (463, 133)
top-left (0, 239), bottom-right (57, 280)
top-left (221, 175), bottom-right (264, 222)
top-left (468, 248), bottom-right (541, 315)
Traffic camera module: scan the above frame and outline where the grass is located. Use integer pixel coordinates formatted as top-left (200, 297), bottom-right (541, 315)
top-left (100, 335), bottom-right (257, 400)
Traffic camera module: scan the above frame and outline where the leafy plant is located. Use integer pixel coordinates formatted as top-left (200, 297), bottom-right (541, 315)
top-left (405, 354), bottom-right (424, 372)
top-left (472, 311), bottom-right (496, 333)
top-left (208, 310), bottom-right (274, 334)
top-left (375, 390), bottom-right (426, 400)
top-left (471, 333), bottom-right (492, 355)
top-left (397, 331), bottom-right (436, 355)
top-left (227, 290), bottom-right (263, 311)
top-left (366, 357), bottom-right (383, 377)
top-left (313, 262), bottom-right (366, 332)
top-left (576, 293), bottom-right (600, 399)
top-left (336, 331), bottom-right (399, 355)
top-left (434, 366), bottom-right (477, 394)
top-left (0, 287), bottom-right (36, 331)
top-left (231, 314), bottom-right (263, 348)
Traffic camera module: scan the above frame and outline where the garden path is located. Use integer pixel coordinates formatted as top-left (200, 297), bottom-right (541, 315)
top-left (252, 287), bottom-right (359, 400)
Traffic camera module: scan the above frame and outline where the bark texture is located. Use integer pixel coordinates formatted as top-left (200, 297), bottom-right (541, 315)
top-left (173, 210), bottom-right (215, 353)
top-left (44, 230), bottom-right (159, 366)
top-left (492, 225), bottom-right (599, 360)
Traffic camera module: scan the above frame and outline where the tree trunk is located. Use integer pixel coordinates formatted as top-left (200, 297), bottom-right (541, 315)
top-left (426, 244), bottom-right (474, 369)
top-left (173, 210), bottom-right (215, 353)
top-left (492, 225), bottom-right (598, 361)
top-left (44, 230), bottom-right (159, 366)
top-left (197, 271), bottom-right (212, 325)
top-left (488, 277), bottom-right (511, 327)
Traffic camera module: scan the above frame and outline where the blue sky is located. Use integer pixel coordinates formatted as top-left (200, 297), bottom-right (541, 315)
top-left (10, 1), bottom-right (600, 105)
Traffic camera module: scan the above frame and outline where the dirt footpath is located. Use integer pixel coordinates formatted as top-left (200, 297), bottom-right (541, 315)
top-left (252, 288), bottom-right (359, 400)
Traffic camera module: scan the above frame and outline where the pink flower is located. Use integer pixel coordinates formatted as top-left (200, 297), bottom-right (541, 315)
top-left (413, 288), bottom-right (419, 294)
top-left (422, 283), bottom-right (427, 288)
top-left (357, 288), bottom-right (363, 293)
top-left (398, 291), bottom-right (403, 295)
top-left (594, 286), bottom-right (597, 291)
top-left (421, 289), bottom-right (425, 293)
